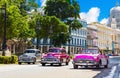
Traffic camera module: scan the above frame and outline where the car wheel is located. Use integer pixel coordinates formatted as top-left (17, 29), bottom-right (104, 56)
top-left (73, 65), bottom-right (78, 69)
top-left (33, 58), bottom-right (36, 64)
top-left (18, 62), bottom-right (22, 65)
top-left (66, 62), bottom-right (69, 65)
top-left (104, 60), bottom-right (109, 68)
top-left (42, 63), bottom-right (45, 66)
top-left (96, 60), bottom-right (101, 68)
top-left (33, 62), bottom-right (35, 64)
top-left (28, 62), bottom-right (31, 64)
top-left (66, 59), bottom-right (69, 65)
top-left (59, 63), bottom-right (62, 66)
top-left (50, 63), bottom-right (53, 66)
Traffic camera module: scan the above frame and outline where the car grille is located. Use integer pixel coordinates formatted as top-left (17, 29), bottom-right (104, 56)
top-left (44, 58), bottom-right (57, 61)
top-left (74, 59), bottom-right (95, 63)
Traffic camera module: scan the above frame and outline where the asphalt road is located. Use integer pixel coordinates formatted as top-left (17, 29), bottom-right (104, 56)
top-left (0, 56), bottom-right (119, 78)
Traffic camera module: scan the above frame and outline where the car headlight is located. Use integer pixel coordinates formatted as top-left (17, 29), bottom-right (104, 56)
top-left (19, 56), bottom-right (22, 60)
top-left (41, 58), bottom-right (44, 61)
top-left (30, 57), bottom-right (35, 59)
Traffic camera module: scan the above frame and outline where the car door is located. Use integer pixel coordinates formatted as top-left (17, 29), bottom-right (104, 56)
top-left (61, 49), bottom-right (67, 63)
top-left (100, 52), bottom-right (107, 65)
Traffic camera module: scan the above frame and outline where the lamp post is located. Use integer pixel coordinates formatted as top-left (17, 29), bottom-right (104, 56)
top-left (111, 34), bottom-right (114, 54)
top-left (36, 19), bottom-right (40, 49)
top-left (106, 41), bottom-right (109, 53)
top-left (1, 3), bottom-right (7, 56)
top-left (68, 36), bottom-right (72, 55)
top-left (50, 26), bottom-right (52, 47)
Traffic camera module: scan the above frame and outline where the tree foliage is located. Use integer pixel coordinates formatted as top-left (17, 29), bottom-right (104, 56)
top-left (29, 14), bottom-right (69, 46)
top-left (19, 0), bottom-right (38, 16)
top-left (44, 0), bottom-right (82, 46)
top-left (0, 0), bottom-right (37, 42)
top-left (44, 0), bottom-right (80, 20)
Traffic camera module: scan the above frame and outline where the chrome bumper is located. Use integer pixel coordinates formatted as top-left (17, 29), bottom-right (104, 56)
top-left (40, 58), bottom-right (60, 64)
top-left (72, 61), bottom-right (98, 66)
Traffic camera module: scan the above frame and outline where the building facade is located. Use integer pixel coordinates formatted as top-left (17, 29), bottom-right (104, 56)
top-left (32, 19), bottom-right (88, 55)
top-left (69, 19), bottom-right (87, 54)
top-left (87, 23), bottom-right (97, 47)
top-left (88, 23), bottom-right (114, 53)
top-left (107, 2), bottom-right (120, 54)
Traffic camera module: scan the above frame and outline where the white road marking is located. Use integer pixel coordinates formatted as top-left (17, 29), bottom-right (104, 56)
top-left (103, 66), bottom-right (117, 78)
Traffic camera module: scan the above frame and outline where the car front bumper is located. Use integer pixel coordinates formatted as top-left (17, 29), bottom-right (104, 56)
top-left (40, 58), bottom-right (61, 64)
top-left (18, 58), bottom-right (35, 63)
top-left (72, 61), bottom-right (98, 66)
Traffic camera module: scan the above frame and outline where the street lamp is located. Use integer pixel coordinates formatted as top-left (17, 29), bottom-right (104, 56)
top-left (68, 25), bottom-right (72, 55)
top-left (36, 19), bottom-right (40, 49)
top-left (105, 40), bottom-right (109, 53)
top-left (111, 34), bottom-right (114, 54)
top-left (68, 36), bottom-right (72, 55)
top-left (1, 3), bottom-right (7, 56)
top-left (50, 26), bottom-right (53, 47)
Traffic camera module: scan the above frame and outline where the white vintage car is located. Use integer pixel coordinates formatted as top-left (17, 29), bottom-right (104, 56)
top-left (18, 49), bottom-right (41, 64)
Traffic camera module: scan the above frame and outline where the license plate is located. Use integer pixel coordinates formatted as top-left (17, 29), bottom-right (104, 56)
top-left (47, 61), bottom-right (53, 63)
top-left (79, 61), bottom-right (82, 63)
top-left (86, 61), bottom-right (89, 63)
top-left (81, 63), bottom-right (87, 65)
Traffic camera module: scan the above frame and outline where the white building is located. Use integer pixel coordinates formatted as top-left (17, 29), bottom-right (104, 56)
top-left (107, 2), bottom-right (120, 54)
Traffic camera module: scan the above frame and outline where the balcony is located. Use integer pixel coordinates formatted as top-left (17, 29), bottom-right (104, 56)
top-left (87, 35), bottom-right (98, 39)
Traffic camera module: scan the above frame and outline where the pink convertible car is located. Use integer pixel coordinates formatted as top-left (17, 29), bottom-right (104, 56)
top-left (72, 46), bottom-right (109, 69)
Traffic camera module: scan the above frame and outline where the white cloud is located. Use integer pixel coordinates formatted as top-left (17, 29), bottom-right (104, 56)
top-left (80, 7), bottom-right (100, 24)
top-left (36, 0), bottom-right (47, 14)
top-left (40, 0), bottom-right (46, 7)
top-left (100, 18), bottom-right (108, 25)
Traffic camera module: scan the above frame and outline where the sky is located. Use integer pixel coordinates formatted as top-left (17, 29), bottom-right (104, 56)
top-left (36, 0), bottom-right (119, 24)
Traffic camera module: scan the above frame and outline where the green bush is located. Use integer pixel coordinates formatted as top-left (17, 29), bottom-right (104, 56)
top-left (0, 55), bottom-right (18, 64)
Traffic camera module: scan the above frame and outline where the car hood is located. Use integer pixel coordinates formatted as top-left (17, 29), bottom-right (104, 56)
top-left (21, 53), bottom-right (35, 57)
top-left (74, 54), bottom-right (99, 61)
top-left (43, 52), bottom-right (60, 58)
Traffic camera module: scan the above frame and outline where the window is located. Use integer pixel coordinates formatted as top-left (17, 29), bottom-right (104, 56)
top-left (24, 50), bottom-right (35, 53)
top-left (77, 39), bottom-right (79, 45)
top-left (80, 39), bottom-right (81, 46)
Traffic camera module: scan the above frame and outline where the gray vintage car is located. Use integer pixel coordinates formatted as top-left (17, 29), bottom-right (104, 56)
top-left (18, 49), bottom-right (41, 64)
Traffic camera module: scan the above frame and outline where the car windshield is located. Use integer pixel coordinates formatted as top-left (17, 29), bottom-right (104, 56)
top-left (81, 49), bottom-right (99, 54)
top-left (24, 50), bottom-right (35, 53)
top-left (49, 49), bottom-right (61, 53)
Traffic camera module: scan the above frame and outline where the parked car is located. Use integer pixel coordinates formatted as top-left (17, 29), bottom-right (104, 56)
top-left (18, 49), bottom-right (41, 65)
top-left (72, 46), bottom-right (109, 69)
top-left (40, 47), bottom-right (70, 66)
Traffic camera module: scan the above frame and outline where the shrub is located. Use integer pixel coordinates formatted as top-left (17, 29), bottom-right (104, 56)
top-left (0, 55), bottom-right (18, 64)
top-left (9, 55), bottom-right (18, 64)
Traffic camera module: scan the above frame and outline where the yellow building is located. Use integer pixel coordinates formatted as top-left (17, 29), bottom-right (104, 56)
top-left (88, 22), bottom-right (114, 53)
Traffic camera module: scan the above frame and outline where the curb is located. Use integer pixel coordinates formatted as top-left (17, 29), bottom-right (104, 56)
top-left (103, 66), bottom-right (117, 78)
top-left (104, 64), bottom-right (120, 78)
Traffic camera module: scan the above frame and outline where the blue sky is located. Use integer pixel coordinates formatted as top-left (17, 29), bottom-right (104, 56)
top-left (76, 0), bottom-right (117, 22)
top-left (37, 0), bottom-right (119, 24)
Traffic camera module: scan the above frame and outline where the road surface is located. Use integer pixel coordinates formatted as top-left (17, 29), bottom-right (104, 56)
top-left (0, 56), bottom-right (119, 78)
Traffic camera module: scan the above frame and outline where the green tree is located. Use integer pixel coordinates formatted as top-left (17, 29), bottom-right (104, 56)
top-left (19, 0), bottom-right (38, 16)
top-left (0, 0), bottom-right (36, 52)
top-left (52, 32), bottom-right (69, 47)
top-left (44, 0), bottom-right (80, 20)
top-left (29, 14), bottom-right (69, 46)
top-left (44, 0), bottom-right (82, 46)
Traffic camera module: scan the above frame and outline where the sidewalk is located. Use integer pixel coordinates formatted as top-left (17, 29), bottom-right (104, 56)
top-left (0, 64), bottom-right (17, 67)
